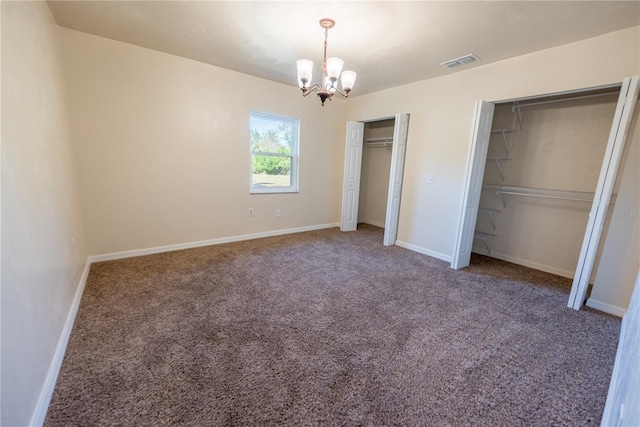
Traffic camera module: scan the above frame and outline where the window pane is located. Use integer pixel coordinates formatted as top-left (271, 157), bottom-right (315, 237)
top-left (251, 155), bottom-right (292, 188)
top-left (249, 111), bottom-right (298, 193)
top-left (250, 116), bottom-right (293, 154)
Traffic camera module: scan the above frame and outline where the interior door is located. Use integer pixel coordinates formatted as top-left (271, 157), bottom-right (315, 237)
top-left (383, 113), bottom-right (410, 246)
top-left (451, 101), bottom-right (495, 269)
top-left (568, 76), bottom-right (639, 310)
top-left (340, 121), bottom-right (364, 231)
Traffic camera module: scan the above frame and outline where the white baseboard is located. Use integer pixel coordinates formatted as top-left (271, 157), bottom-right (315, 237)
top-left (29, 223), bottom-right (341, 424)
top-left (586, 298), bottom-right (627, 318)
top-left (395, 240), bottom-right (453, 263)
top-left (89, 223), bottom-right (340, 263)
top-left (30, 259), bottom-right (91, 427)
top-left (471, 247), bottom-right (578, 280)
top-left (358, 218), bottom-right (385, 228)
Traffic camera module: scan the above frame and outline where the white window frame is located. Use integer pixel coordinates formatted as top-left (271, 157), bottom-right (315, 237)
top-left (249, 111), bottom-right (299, 194)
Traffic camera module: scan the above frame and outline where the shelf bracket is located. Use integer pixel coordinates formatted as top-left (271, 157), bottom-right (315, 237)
top-left (494, 158), bottom-right (505, 182)
top-left (487, 211), bottom-right (497, 230)
top-left (473, 233), bottom-right (493, 255)
top-left (500, 130), bottom-right (510, 155)
top-left (482, 238), bottom-right (491, 254)
top-left (512, 101), bottom-right (523, 129)
top-left (496, 191), bottom-right (507, 208)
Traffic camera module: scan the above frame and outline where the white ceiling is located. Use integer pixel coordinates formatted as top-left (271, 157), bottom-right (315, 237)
top-left (48, 1), bottom-right (640, 96)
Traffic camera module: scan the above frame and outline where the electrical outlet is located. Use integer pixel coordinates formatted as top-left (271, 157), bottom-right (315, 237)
top-left (248, 208), bottom-right (254, 217)
top-left (275, 209), bottom-right (281, 218)
top-left (427, 175), bottom-right (434, 184)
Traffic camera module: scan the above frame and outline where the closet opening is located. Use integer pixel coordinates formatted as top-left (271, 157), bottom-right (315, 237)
top-left (452, 76), bottom-right (639, 312)
top-left (340, 113), bottom-right (410, 246)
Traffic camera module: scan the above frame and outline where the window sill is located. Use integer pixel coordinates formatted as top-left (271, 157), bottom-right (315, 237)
top-left (250, 189), bottom-right (299, 195)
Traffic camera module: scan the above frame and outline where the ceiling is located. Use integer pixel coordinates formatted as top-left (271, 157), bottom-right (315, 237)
top-left (48, 1), bottom-right (640, 96)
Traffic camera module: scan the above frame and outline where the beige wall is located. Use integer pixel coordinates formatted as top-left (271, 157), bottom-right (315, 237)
top-left (59, 28), bottom-right (346, 255)
top-left (346, 26), bottom-right (640, 309)
top-left (1, 2), bottom-right (88, 425)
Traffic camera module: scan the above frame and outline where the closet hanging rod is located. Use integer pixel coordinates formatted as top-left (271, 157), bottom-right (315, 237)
top-left (512, 91), bottom-right (618, 111)
top-left (485, 184), bottom-right (593, 201)
top-left (496, 190), bottom-right (592, 202)
top-left (484, 184), bottom-right (618, 204)
top-left (490, 128), bottom-right (518, 134)
top-left (366, 142), bottom-right (393, 148)
top-left (365, 137), bottom-right (394, 143)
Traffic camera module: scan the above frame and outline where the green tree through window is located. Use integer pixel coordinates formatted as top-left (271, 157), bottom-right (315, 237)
top-left (250, 112), bottom-right (299, 193)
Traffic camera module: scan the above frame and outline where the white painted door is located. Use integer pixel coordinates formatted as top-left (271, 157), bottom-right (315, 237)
top-left (383, 113), bottom-right (410, 246)
top-left (568, 76), bottom-right (639, 310)
top-left (451, 101), bottom-right (495, 269)
top-left (340, 121), bottom-right (364, 231)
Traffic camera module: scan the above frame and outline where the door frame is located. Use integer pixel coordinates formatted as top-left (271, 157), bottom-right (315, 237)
top-left (340, 113), bottom-right (410, 246)
top-left (451, 77), bottom-right (639, 311)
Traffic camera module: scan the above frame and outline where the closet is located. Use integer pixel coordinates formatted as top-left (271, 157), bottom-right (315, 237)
top-left (472, 88), bottom-right (621, 279)
top-left (452, 76), bottom-right (639, 311)
top-left (358, 119), bottom-right (395, 228)
top-left (341, 113), bottom-right (410, 246)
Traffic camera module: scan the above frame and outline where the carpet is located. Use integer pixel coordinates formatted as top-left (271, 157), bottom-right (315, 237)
top-left (45, 225), bottom-right (620, 426)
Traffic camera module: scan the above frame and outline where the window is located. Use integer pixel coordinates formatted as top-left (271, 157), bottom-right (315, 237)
top-left (250, 112), bottom-right (299, 193)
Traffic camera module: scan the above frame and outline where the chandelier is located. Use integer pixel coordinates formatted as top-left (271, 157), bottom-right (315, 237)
top-left (296, 18), bottom-right (357, 106)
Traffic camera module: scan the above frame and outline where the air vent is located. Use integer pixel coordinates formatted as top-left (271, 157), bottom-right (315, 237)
top-left (440, 54), bottom-right (479, 69)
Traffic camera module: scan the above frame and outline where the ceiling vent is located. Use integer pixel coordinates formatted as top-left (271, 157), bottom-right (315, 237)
top-left (440, 54), bottom-right (479, 69)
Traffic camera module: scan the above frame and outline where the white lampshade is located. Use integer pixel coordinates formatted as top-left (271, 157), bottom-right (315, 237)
top-left (326, 57), bottom-right (344, 79)
top-left (296, 59), bottom-right (313, 81)
top-left (341, 70), bottom-right (357, 91)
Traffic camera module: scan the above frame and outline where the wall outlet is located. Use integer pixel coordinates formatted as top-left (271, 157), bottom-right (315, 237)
top-left (427, 175), bottom-right (434, 184)
top-left (248, 208), bottom-right (254, 217)
top-left (275, 209), bottom-right (281, 218)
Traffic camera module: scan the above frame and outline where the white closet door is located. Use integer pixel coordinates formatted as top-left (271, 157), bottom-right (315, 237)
top-left (568, 76), bottom-right (639, 310)
top-left (383, 113), bottom-right (410, 246)
top-left (451, 101), bottom-right (495, 269)
top-left (341, 121), bottom-right (364, 232)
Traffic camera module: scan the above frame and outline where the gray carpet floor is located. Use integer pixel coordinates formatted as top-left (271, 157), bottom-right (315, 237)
top-left (45, 225), bottom-right (620, 426)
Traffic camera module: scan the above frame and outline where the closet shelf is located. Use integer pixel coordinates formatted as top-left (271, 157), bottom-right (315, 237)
top-left (365, 137), bottom-right (394, 142)
top-left (365, 137), bottom-right (394, 148)
top-left (483, 184), bottom-right (618, 208)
